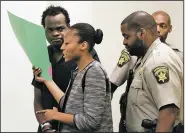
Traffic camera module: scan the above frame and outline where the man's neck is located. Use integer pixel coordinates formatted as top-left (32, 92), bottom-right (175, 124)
top-left (146, 36), bottom-right (158, 48)
top-left (54, 50), bottom-right (63, 63)
top-left (137, 37), bottom-right (158, 58)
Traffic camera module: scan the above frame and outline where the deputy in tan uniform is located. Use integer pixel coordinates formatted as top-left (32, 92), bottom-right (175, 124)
top-left (152, 11), bottom-right (183, 61)
top-left (120, 11), bottom-right (183, 132)
top-left (110, 11), bottom-right (183, 95)
top-left (110, 10), bottom-right (183, 132)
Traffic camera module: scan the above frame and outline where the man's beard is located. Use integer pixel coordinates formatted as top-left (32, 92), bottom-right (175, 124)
top-left (159, 36), bottom-right (166, 43)
top-left (126, 37), bottom-right (147, 57)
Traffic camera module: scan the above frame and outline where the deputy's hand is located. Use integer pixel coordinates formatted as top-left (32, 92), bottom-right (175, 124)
top-left (36, 107), bottom-right (59, 122)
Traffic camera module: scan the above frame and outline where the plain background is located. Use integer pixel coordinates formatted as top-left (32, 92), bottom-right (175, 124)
top-left (1, 1), bottom-right (183, 132)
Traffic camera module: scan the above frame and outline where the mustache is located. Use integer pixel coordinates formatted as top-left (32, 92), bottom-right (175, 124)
top-left (124, 44), bottom-right (129, 50)
top-left (51, 38), bottom-right (64, 43)
top-left (51, 38), bottom-right (64, 50)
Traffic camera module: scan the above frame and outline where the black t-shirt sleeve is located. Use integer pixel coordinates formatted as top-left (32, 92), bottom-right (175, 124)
top-left (91, 48), bottom-right (100, 62)
top-left (31, 76), bottom-right (44, 89)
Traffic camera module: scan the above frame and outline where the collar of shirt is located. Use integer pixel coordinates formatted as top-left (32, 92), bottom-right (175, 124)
top-left (141, 38), bottom-right (161, 65)
top-left (50, 44), bottom-right (64, 64)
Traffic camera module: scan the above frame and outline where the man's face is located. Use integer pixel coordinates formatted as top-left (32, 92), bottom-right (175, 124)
top-left (121, 24), bottom-right (140, 55)
top-left (44, 13), bottom-right (68, 47)
top-left (61, 29), bottom-right (82, 62)
top-left (152, 13), bottom-right (172, 43)
top-left (121, 24), bottom-right (147, 57)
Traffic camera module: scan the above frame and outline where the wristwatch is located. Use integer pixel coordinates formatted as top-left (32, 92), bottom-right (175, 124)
top-left (41, 122), bottom-right (52, 132)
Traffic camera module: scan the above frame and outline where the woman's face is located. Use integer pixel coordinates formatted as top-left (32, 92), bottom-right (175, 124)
top-left (61, 29), bottom-right (83, 62)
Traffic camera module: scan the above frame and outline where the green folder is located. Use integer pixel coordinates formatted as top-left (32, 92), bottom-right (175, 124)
top-left (8, 11), bottom-right (52, 80)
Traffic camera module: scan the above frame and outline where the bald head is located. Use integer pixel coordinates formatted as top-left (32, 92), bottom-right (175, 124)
top-left (152, 11), bottom-right (171, 25)
top-left (121, 11), bottom-right (158, 35)
top-left (120, 11), bottom-right (158, 57)
top-left (152, 11), bottom-right (172, 43)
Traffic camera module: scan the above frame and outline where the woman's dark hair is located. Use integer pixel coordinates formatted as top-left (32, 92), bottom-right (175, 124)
top-left (70, 23), bottom-right (103, 52)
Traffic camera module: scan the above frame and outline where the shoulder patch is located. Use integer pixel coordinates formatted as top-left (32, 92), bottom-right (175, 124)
top-left (152, 66), bottom-right (169, 84)
top-left (117, 49), bottom-right (131, 67)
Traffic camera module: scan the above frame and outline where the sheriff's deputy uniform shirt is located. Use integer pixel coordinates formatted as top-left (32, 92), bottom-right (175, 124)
top-left (126, 38), bottom-right (183, 132)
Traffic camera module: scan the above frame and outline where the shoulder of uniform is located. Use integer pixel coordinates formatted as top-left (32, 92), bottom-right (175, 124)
top-left (172, 48), bottom-right (179, 51)
top-left (144, 44), bottom-right (172, 69)
top-left (144, 46), bottom-right (171, 84)
top-left (144, 43), bottom-right (181, 74)
top-left (167, 43), bottom-right (182, 52)
top-left (173, 48), bottom-right (183, 54)
top-left (152, 44), bottom-right (170, 61)
top-left (116, 49), bottom-right (131, 67)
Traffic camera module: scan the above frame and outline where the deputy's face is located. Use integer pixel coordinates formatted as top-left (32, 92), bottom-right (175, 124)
top-left (121, 24), bottom-right (138, 55)
top-left (44, 13), bottom-right (68, 47)
top-left (121, 24), bottom-right (147, 57)
top-left (152, 13), bottom-right (172, 43)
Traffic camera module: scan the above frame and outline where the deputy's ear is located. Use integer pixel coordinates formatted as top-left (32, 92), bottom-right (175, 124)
top-left (137, 28), bottom-right (146, 39)
top-left (169, 25), bottom-right (172, 33)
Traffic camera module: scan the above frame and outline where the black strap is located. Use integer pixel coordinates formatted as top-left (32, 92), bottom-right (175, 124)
top-left (125, 57), bottom-right (140, 94)
top-left (125, 69), bottom-right (134, 94)
top-left (82, 66), bottom-right (109, 93)
top-left (82, 66), bottom-right (93, 92)
top-left (58, 71), bottom-right (76, 131)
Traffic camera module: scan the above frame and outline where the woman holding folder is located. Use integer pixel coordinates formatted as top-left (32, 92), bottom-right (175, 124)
top-left (34, 23), bottom-right (113, 132)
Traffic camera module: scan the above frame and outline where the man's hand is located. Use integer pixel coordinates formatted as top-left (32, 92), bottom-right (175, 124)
top-left (32, 66), bottom-right (46, 83)
top-left (36, 107), bottom-right (59, 122)
top-left (32, 66), bottom-right (40, 75)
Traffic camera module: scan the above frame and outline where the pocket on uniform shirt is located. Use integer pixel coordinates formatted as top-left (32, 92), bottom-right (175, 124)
top-left (129, 79), bottom-right (147, 106)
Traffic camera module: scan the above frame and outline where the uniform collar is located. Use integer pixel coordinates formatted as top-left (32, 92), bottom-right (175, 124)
top-left (141, 38), bottom-right (161, 65)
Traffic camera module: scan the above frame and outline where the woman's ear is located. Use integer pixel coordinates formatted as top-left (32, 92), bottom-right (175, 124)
top-left (80, 41), bottom-right (88, 51)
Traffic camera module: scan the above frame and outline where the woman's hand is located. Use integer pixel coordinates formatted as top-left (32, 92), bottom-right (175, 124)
top-left (36, 107), bottom-right (59, 122)
top-left (32, 66), bottom-right (46, 83)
